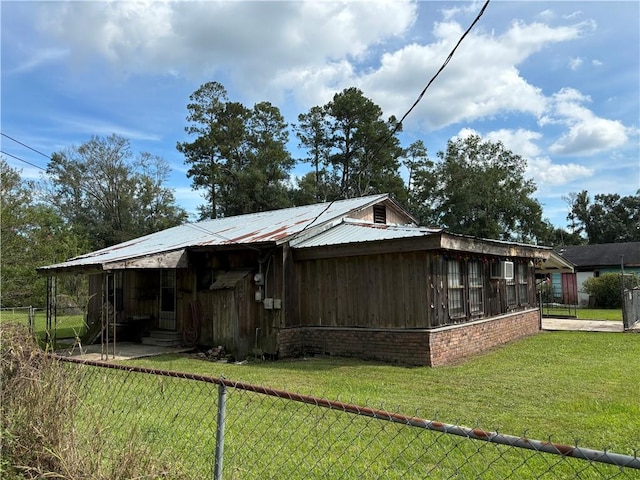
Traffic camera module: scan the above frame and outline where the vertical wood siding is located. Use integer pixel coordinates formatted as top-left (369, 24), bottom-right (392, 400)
top-left (290, 252), bottom-right (537, 329)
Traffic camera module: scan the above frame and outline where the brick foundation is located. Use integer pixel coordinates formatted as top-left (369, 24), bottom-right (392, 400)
top-left (278, 309), bottom-right (540, 366)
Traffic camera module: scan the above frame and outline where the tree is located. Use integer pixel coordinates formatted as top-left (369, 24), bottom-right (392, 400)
top-left (178, 82), bottom-right (294, 217)
top-left (294, 106), bottom-right (333, 203)
top-left (1, 160), bottom-right (84, 306)
top-left (583, 272), bottom-right (639, 308)
top-left (295, 87), bottom-right (406, 203)
top-left (218, 101), bottom-right (295, 215)
top-left (403, 140), bottom-right (436, 224)
top-left (177, 81), bottom-right (231, 219)
top-left (566, 190), bottom-right (640, 244)
top-left (411, 135), bottom-right (546, 241)
top-left (47, 134), bottom-right (186, 250)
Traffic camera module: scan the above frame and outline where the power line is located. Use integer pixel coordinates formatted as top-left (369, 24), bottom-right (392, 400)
top-left (0, 150), bottom-right (47, 172)
top-left (1, 132), bottom-right (52, 160)
top-left (293, 0), bottom-right (491, 238)
top-left (396, 0), bottom-right (490, 129)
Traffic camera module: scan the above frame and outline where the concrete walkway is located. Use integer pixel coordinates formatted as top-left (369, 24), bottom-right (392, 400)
top-left (56, 341), bottom-right (193, 361)
top-left (541, 317), bottom-right (624, 333)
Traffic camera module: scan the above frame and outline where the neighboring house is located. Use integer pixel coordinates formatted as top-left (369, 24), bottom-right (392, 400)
top-left (534, 251), bottom-right (576, 305)
top-left (557, 242), bottom-right (640, 306)
top-left (38, 194), bottom-right (553, 366)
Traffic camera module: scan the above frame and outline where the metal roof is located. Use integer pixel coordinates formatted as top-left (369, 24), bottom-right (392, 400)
top-left (38, 194), bottom-right (393, 272)
top-left (291, 219), bottom-right (442, 248)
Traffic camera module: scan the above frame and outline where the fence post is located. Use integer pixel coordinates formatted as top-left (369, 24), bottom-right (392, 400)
top-left (28, 306), bottom-right (34, 334)
top-left (214, 381), bottom-right (227, 480)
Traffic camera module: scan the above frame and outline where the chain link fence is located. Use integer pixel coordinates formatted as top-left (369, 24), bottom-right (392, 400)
top-left (50, 355), bottom-right (638, 479)
top-left (623, 288), bottom-right (640, 330)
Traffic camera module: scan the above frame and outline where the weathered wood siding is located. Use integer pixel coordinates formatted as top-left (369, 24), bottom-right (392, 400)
top-left (290, 252), bottom-right (537, 330)
top-left (192, 248), bottom-right (284, 358)
top-left (347, 204), bottom-right (413, 225)
top-left (291, 251), bottom-right (446, 328)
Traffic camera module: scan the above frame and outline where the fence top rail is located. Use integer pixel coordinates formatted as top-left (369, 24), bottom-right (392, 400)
top-left (52, 353), bottom-right (639, 470)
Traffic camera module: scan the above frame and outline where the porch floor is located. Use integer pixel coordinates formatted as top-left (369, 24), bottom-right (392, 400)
top-left (56, 341), bottom-right (194, 361)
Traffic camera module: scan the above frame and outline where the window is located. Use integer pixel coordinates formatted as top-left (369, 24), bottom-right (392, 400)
top-left (160, 269), bottom-right (176, 312)
top-left (506, 274), bottom-right (517, 307)
top-left (468, 261), bottom-right (483, 315)
top-left (517, 264), bottom-right (528, 305)
top-left (447, 260), bottom-right (465, 318)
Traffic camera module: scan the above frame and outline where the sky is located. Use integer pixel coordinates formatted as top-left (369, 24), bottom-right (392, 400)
top-left (1, 0), bottom-right (639, 229)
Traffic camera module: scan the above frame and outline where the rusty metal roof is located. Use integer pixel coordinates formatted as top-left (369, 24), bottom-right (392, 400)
top-left (38, 194), bottom-right (393, 273)
top-left (291, 219), bottom-right (442, 248)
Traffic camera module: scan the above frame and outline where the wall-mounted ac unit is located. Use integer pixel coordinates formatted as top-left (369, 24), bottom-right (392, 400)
top-left (490, 261), bottom-right (514, 280)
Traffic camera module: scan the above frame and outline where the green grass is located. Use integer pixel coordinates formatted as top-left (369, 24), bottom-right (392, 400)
top-left (125, 331), bottom-right (640, 451)
top-left (575, 308), bottom-right (623, 320)
top-left (0, 310), bottom-right (86, 342)
top-left (543, 307), bottom-right (622, 321)
top-left (62, 331), bottom-right (640, 478)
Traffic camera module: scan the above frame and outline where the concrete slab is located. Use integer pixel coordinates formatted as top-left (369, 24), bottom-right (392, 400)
top-left (56, 341), bottom-right (194, 361)
top-left (541, 318), bottom-right (624, 333)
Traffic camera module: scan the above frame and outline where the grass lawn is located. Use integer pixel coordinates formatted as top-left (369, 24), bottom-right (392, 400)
top-left (125, 331), bottom-right (640, 454)
top-left (0, 309), bottom-right (86, 343)
top-left (544, 307), bottom-right (622, 321)
top-left (575, 308), bottom-right (623, 320)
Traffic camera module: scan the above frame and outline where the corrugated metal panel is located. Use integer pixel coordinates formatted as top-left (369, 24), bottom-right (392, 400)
top-left (38, 194), bottom-right (390, 272)
top-left (292, 220), bottom-right (442, 248)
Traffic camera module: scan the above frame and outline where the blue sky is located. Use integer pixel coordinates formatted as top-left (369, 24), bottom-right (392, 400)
top-left (2, 0), bottom-right (638, 229)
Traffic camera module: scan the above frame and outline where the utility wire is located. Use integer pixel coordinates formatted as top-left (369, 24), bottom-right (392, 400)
top-left (0, 150), bottom-right (47, 172)
top-left (1, 132), bottom-right (52, 159)
top-left (396, 0), bottom-right (490, 130)
top-left (1, 132), bottom-right (264, 255)
top-left (291, 0), bottom-right (491, 239)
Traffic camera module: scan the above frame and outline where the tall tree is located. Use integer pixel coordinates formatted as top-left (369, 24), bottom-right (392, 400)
top-left (295, 87), bottom-right (405, 203)
top-left (566, 189), bottom-right (640, 244)
top-left (294, 105), bottom-right (333, 202)
top-left (177, 81), bottom-right (230, 219)
top-left (219, 101), bottom-right (294, 216)
top-left (47, 134), bottom-right (186, 250)
top-left (1, 160), bottom-right (84, 306)
top-left (411, 135), bottom-right (546, 241)
top-left (178, 82), bottom-right (294, 217)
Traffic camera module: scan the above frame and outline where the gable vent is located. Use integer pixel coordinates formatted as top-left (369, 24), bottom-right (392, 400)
top-left (373, 205), bottom-right (387, 224)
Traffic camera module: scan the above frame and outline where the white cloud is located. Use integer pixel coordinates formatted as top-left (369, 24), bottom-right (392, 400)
top-left (485, 129), bottom-right (542, 158)
top-left (358, 16), bottom-right (593, 130)
top-left (54, 116), bottom-right (161, 142)
top-left (452, 127), bottom-right (594, 189)
top-left (546, 88), bottom-right (629, 155)
top-left (8, 48), bottom-right (69, 74)
top-left (568, 57), bottom-right (583, 70)
top-left (439, 1), bottom-right (485, 21)
top-left (36, 1), bottom-right (417, 85)
top-left (526, 156), bottom-right (593, 186)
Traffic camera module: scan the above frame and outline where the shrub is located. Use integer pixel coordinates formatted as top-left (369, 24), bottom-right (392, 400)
top-left (582, 273), bottom-right (639, 308)
top-left (0, 323), bottom-right (171, 479)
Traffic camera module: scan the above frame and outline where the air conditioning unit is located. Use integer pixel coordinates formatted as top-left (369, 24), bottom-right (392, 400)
top-left (490, 261), bottom-right (514, 280)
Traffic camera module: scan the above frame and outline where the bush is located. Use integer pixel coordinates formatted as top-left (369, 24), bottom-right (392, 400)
top-left (583, 273), bottom-right (639, 308)
top-left (0, 323), bottom-right (171, 479)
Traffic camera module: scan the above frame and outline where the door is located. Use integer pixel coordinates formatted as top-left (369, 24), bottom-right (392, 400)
top-left (159, 269), bottom-right (177, 330)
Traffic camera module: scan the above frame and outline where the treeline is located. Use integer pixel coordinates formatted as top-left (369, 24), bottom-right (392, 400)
top-left (1, 81), bottom-right (638, 307)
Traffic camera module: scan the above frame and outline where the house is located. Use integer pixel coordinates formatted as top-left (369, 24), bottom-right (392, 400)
top-left (557, 242), bottom-right (640, 306)
top-left (38, 194), bottom-right (553, 366)
top-left (534, 251), bottom-right (576, 307)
